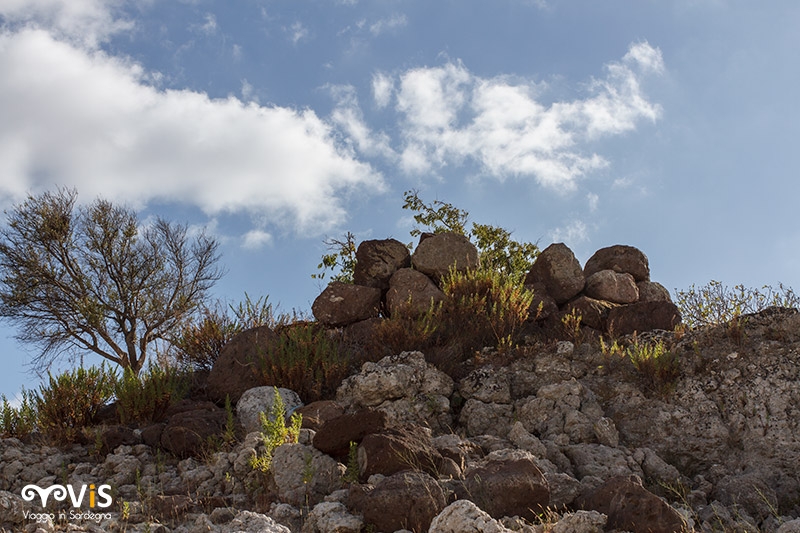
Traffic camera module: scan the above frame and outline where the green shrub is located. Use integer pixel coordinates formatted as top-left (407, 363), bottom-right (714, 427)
top-left (257, 322), bottom-right (351, 403)
top-left (249, 388), bottom-right (302, 473)
top-left (1, 389), bottom-right (37, 440)
top-left (626, 339), bottom-right (681, 394)
top-left (675, 280), bottom-right (800, 329)
top-left (115, 363), bottom-right (188, 424)
top-left (35, 364), bottom-right (116, 444)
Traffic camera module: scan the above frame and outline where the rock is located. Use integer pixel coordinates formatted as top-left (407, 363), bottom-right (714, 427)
top-left (561, 296), bottom-right (619, 331)
top-left (411, 232), bottom-right (479, 280)
top-left (236, 386), bottom-right (303, 434)
top-left (525, 282), bottom-right (559, 321)
top-left (714, 472), bottom-right (779, 521)
top-left (348, 471), bottom-right (447, 533)
top-left (563, 444), bottom-right (643, 481)
top-left (546, 472), bottom-right (583, 509)
top-left (464, 450), bottom-right (550, 520)
top-left (778, 519), bottom-right (800, 533)
top-left (429, 499), bottom-right (513, 533)
top-left (584, 245), bottom-right (650, 282)
top-left (551, 510), bottom-right (607, 533)
top-left (357, 426), bottom-right (444, 480)
top-left (459, 399), bottom-right (514, 438)
top-left (161, 402), bottom-right (226, 457)
top-left (228, 510), bottom-right (292, 533)
top-left (312, 409), bottom-right (387, 459)
top-left (0, 490), bottom-right (24, 526)
top-left (507, 422), bottom-right (547, 457)
top-left (312, 281), bottom-right (381, 327)
top-left (584, 270), bottom-right (639, 304)
top-left (524, 243), bottom-right (585, 304)
top-left (302, 501), bottom-right (363, 533)
top-left (101, 425), bottom-right (140, 454)
top-left (579, 475), bottom-right (686, 533)
top-left (637, 280), bottom-right (672, 303)
top-left (208, 325), bottom-right (277, 404)
top-left (141, 423), bottom-right (165, 448)
top-left (385, 267), bottom-right (445, 316)
top-left (515, 379), bottom-right (605, 444)
top-left (459, 365), bottom-right (512, 404)
top-left (353, 238), bottom-right (411, 291)
top-left (296, 400), bottom-right (345, 432)
top-left (606, 301), bottom-right (682, 335)
top-left (271, 443), bottom-right (345, 507)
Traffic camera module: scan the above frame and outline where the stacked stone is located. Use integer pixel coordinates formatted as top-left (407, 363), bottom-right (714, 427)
top-left (524, 243), bottom-right (681, 336)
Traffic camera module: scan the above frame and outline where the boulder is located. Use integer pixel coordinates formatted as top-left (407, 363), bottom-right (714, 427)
top-left (411, 232), bottom-right (479, 280)
top-left (0, 490), bottom-right (24, 526)
top-left (524, 243), bottom-right (585, 304)
top-left (348, 471), bottom-right (447, 533)
top-left (227, 510), bottom-right (291, 533)
top-left (637, 280), bottom-right (672, 303)
top-left (208, 325), bottom-right (276, 404)
top-left (584, 270), bottom-right (639, 304)
top-left (386, 268), bottom-right (445, 316)
top-left (464, 449), bottom-right (550, 520)
top-left (579, 475), bottom-right (686, 533)
top-left (357, 426), bottom-right (444, 480)
top-left (561, 296), bottom-right (619, 331)
top-left (312, 281), bottom-right (381, 327)
top-left (271, 443), bottom-right (346, 507)
top-left (713, 472), bottom-right (779, 521)
top-left (525, 282), bottom-right (559, 321)
top-left (353, 238), bottom-right (411, 291)
top-left (101, 425), bottom-right (140, 454)
top-left (236, 386), bottom-right (303, 434)
top-left (303, 501), bottom-right (364, 533)
top-left (296, 400), bottom-right (345, 432)
top-left (584, 245), bottom-right (650, 282)
top-left (429, 500), bottom-right (513, 533)
top-left (312, 409), bottom-right (387, 459)
top-left (606, 301), bottom-right (682, 335)
top-left (160, 402), bottom-right (226, 457)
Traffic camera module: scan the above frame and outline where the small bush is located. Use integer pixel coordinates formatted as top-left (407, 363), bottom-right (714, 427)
top-left (257, 322), bottom-right (351, 403)
top-left (35, 364), bottom-right (116, 444)
top-left (626, 338), bottom-right (681, 394)
top-left (675, 280), bottom-right (800, 329)
top-left (115, 363), bottom-right (188, 424)
top-left (249, 388), bottom-right (302, 473)
top-left (371, 298), bottom-right (441, 357)
top-left (1, 389), bottom-right (37, 440)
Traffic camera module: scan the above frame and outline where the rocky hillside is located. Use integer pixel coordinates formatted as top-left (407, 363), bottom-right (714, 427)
top-left (1, 240), bottom-right (799, 533)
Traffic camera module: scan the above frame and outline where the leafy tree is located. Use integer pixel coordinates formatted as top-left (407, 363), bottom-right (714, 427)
top-left (312, 231), bottom-right (357, 284)
top-left (0, 189), bottom-right (222, 375)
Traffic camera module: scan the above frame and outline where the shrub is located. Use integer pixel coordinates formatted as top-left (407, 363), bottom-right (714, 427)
top-left (675, 280), bottom-right (800, 329)
top-left (35, 364), bottom-right (116, 444)
top-left (0, 389), bottom-right (37, 440)
top-left (312, 232), bottom-right (358, 284)
top-left (625, 338), bottom-right (681, 394)
top-left (115, 363), bottom-right (188, 424)
top-left (256, 322), bottom-right (351, 403)
top-left (249, 388), bottom-right (302, 473)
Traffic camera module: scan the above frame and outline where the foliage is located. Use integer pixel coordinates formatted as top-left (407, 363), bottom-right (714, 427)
top-left (402, 189), bottom-right (539, 283)
top-left (371, 298), bottom-right (441, 357)
top-left (1, 389), bottom-right (38, 440)
top-left (625, 338), bottom-right (681, 394)
top-left (35, 364), bottom-right (117, 444)
top-left (675, 280), bottom-right (800, 329)
top-left (0, 188), bottom-right (222, 375)
top-left (114, 363), bottom-right (188, 424)
top-left (561, 308), bottom-right (584, 345)
top-left (343, 441), bottom-right (360, 483)
top-left (249, 388), bottom-right (302, 473)
top-left (256, 322), bottom-right (351, 403)
top-left (171, 294), bottom-right (276, 371)
top-left (312, 232), bottom-right (357, 284)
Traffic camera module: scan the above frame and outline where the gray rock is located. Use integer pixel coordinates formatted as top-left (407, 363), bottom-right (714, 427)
top-left (312, 281), bottom-right (381, 327)
top-left (429, 500), bottom-right (512, 533)
top-left (301, 501), bottom-right (363, 533)
top-left (411, 232), bottom-right (479, 280)
top-left (236, 386), bottom-right (303, 434)
top-left (637, 280), bottom-right (672, 302)
top-left (353, 238), bottom-right (411, 291)
top-left (524, 243), bottom-right (585, 304)
top-left (385, 268), bottom-right (445, 316)
top-left (584, 244), bottom-right (650, 282)
top-left (271, 443), bottom-right (345, 507)
top-left (584, 270), bottom-right (639, 304)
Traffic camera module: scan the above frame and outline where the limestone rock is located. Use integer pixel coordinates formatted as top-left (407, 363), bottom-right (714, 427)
top-left (411, 232), bottom-right (479, 280)
top-left (236, 386), bottom-right (303, 434)
top-left (208, 325), bottom-right (276, 403)
top-left (228, 510), bottom-right (292, 533)
top-left (312, 281), bottom-right (381, 327)
top-left (0, 490), bottom-right (24, 526)
top-left (524, 243), bottom-right (585, 304)
top-left (429, 500), bottom-right (513, 533)
top-left (551, 510), bottom-right (607, 533)
top-left (584, 270), bottom-right (639, 304)
top-left (353, 238), bottom-right (411, 291)
top-left (386, 267), bottom-right (445, 316)
top-left (271, 443), bottom-right (345, 507)
top-left (584, 245), bottom-right (650, 282)
top-left (525, 282), bottom-right (559, 320)
top-left (459, 399), bottom-right (514, 438)
top-left (301, 501), bottom-right (363, 533)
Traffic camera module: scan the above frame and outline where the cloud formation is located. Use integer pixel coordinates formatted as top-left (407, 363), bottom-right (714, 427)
top-left (0, 29), bottom-right (383, 232)
top-left (370, 42), bottom-right (664, 191)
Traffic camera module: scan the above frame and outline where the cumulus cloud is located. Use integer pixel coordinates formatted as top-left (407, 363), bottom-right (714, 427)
top-left (242, 229), bottom-right (273, 250)
top-left (374, 42), bottom-right (663, 191)
top-left (0, 29), bottom-right (383, 232)
top-left (329, 85), bottom-right (396, 160)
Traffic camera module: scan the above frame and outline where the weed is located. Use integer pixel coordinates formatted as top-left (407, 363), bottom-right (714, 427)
top-left (343, 441), bottom-right (360, 484)
top-left (0, 388), bottom-right (37, 440)
top-left (35, 364), bottom-right (116, 444)
top-left (626, 338), bottom-right (681, 394)
top-left (115, 363), bottom-right (187, 424)
top-left (248, 388), bottom-right (303, 473)
top-left (561, 308), bottom-right (584, 345)
top-left (222, 395), bottom-right (237, 446)
top-left (121, 500), bottom-right (131, 521)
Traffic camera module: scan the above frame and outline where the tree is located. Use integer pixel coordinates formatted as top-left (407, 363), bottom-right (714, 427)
top-left (0, 189), bottom-right (222, 375)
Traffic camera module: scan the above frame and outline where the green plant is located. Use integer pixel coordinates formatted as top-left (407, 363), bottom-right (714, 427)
top-left (115, 363), bottom-right (188, 424)
top-left (256, 322), bottom-right (350, 403)
top-left (312, 232), bottom-right (357, 283)
top-left (35, 364), bottom-right (116, 444)
top-left (222, 395), bottom-right (237, 446)
top-left (561, 308), bottom-right (584, 345)
top-left (249, 388), bottom-right (303, 473)
top-left (343, 441), bottom-right (360, 483)
top-left (626, 338), bottom-right (681, 394)
top-left (0, 388), bottom-right (37, 440)
top-left (675, 280), bottom-right (800, 329)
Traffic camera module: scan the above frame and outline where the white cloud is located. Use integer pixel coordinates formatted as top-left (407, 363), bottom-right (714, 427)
top-left (587, 192), bottom-right (599, 212)
top-left (551, 220), bottom-right (589, 247)
top-left (196, 13), bottom-right (217, 35)
top-left (329, 85), bottom-right (396, 160)
top-left (0, 0), bottom-right (132, 47)
top-left (369, 13), bottom-right (407, 36)
top-left (0, 29), bottom-right (384, 233)
top-left (242, 229), bottom-right (273, 250)
top-left (376, 42), bottom-right (663, 191)
top-left (288, 21), bottom-right (309, 45)
top-left (371, 72), bottom-right (393, 109)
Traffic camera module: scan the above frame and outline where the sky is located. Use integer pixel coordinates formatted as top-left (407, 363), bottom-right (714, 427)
top-left (2, 0), bottom-right (800, 401)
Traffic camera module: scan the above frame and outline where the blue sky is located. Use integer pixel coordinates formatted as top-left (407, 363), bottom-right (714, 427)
top-left (2, 0), bottom-right (799, 401)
